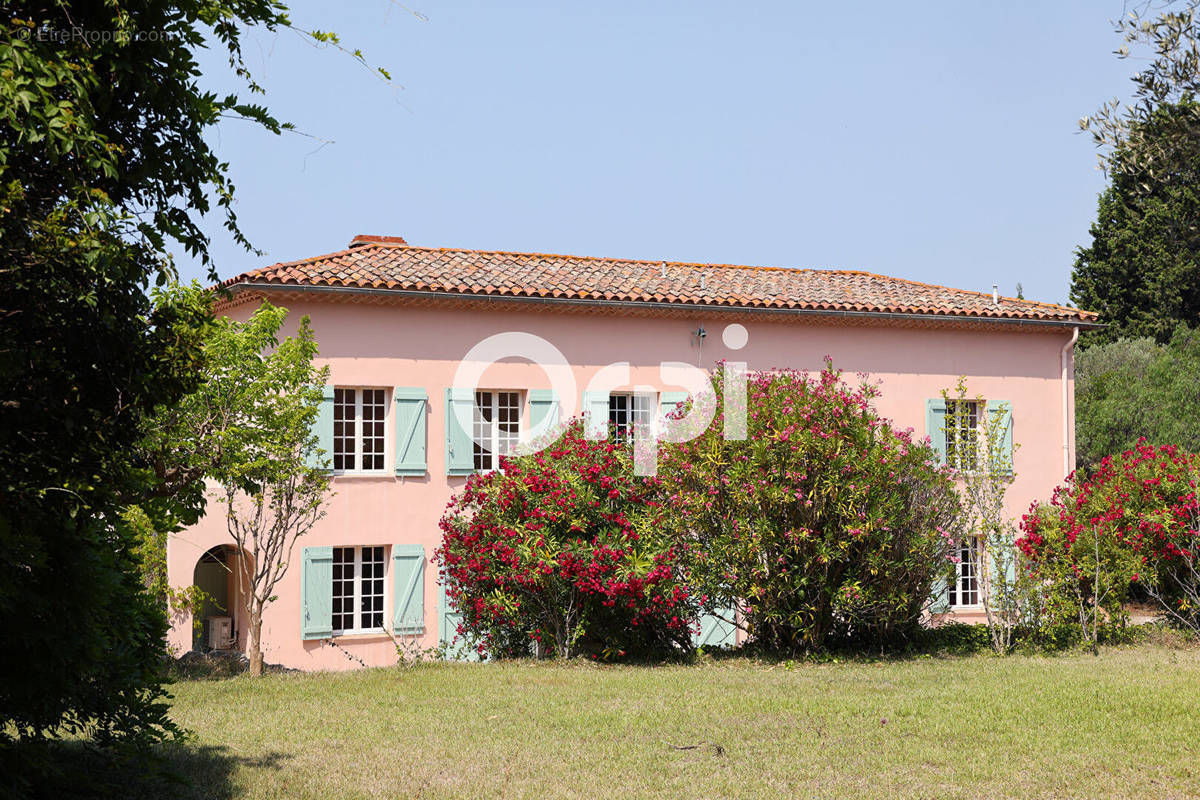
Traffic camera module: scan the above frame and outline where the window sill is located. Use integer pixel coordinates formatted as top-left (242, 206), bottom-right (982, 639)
top-left (330, 631), bottom-right (391, 641)
top-left (331, 472), bottom-right (392, 480)
top-left (946, 469), bottom-right (1014, 480)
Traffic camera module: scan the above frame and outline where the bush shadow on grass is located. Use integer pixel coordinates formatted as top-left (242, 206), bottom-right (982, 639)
top-left (479, 626), bottom-right (1004, 667)
top-left (169, 651), bottom-right (297, 681)
top-left (702, 621), bottom-right (1195, 665)
top-left (0, 737), bottom-right (292, 800)
top-left (676, 625), bottom-right (995, 666)
top-left (387, 621), bottom-right (1200, 669)
top-left (681, 624), bottom-right (1001, 666)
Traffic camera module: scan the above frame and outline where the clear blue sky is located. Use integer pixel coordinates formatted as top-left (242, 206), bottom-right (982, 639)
top-left (179, 0), bottom-right (1137, 308)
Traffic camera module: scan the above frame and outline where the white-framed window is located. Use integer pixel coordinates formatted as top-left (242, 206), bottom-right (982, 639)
top-left (473, 391), bottom-right (521, 471)
top-left (332, 545), bottom-right (386, 634)
top-left (947, 537), bottom-right (981, 608)
top-left (334, 388), bottom-right (387, 473)
top-left (945, 399), bottom-right (982, 471)
top-left (608, 393), bottom-right (654, 442)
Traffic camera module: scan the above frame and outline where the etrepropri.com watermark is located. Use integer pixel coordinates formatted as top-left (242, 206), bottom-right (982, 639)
top-left (15, 25), bottom-right (182, 45)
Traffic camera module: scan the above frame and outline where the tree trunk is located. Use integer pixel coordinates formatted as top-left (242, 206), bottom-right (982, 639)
top-left (247, 607), bottom-right (264, 677)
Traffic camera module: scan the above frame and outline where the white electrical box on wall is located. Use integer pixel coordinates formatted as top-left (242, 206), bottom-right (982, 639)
top-left (207, 616), bottom-right (234, 650)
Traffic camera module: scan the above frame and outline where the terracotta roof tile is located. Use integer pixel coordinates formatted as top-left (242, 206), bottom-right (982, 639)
top-left (219, 239), bottom-right (1098, 324)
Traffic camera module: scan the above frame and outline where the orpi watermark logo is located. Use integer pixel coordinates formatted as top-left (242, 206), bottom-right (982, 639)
top-left (449, 324), bottom-right (750, 476)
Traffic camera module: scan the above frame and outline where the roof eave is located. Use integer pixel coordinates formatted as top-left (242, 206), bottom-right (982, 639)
top-left (217, 281), bottom-right (1103, 330)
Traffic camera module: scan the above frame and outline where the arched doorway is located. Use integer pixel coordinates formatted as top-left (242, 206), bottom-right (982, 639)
top-left (192, 545), bottom-right (243, 652)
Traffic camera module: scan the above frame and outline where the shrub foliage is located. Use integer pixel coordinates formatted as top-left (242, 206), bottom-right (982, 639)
top-left (437, 422), bottom-right (693, 660)
top-left (657, 363), bottom-right (960, 653)
top-left (0, 0), bottom-right (384, 746)
top-left (1019, 442), bottom-right (1200, 633)
top-left (1072, 100), bottom-right (1200, 346)
top-left (1075, 326), bottom-right (1200, 471)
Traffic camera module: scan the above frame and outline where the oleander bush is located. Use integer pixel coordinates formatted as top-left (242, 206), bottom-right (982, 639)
top-left (657, 362), bottom-right (961, 654)
top-left (1018, 441), bottom-right (1200, 635)
top-left (436, 421), bottom-right (694, 660)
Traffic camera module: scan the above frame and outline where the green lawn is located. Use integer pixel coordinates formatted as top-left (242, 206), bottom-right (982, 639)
top-left (156, 645), bottom-right (1200, 799)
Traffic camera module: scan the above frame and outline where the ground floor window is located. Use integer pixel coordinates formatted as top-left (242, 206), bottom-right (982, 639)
top-left (332, 546), bottom-right (386, 634)
top-left (947, 536), bottom-right (981, 607)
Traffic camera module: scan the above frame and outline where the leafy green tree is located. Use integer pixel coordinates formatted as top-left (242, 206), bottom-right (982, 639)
top-left (129, 299), bottom-right (331, 677)
top-left (125, 504), bottom-right (211, 637)
top-left (0, 3), bottom-right (384, 742)
top-left (0, 234), bottom-right (207, 743)
top-left (200, 305), bottom-right (330, 677)
top-left (1072, 101), bottom-right (1200, 344)
top-left (1075, 326), bottom-right (1200, 469)
top-left (1073, 2), bottom-right (1200, 343)
top-left (1081, 1), bottom-right (1200, 177)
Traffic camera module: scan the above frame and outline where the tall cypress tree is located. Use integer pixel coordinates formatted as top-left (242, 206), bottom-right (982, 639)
top-left (1072, 100), bottom-right (1200, 345)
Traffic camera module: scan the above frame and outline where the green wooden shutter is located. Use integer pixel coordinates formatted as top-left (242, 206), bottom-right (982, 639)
top-left (659, 391), bottom-right (688, 436)
top-left (527, 389), bottom-right (560, 443)
top-left (439, 581), bottom-right (480, 661)
top-left (929, 575), bottom-right (950, 614)
top-left (306, 386), bottom-right (336, 471)
top-left (660, 391), bottom-right (688, 416)
top-left (988, 400), bottom-right (1013, 475)
top-left (925, 398), bottom-right (948, 465)
top-left (444, 388), bottom-right (475, 475)
top-left (391, 544), bottom-right (425, 635)
top-left (581, 391), bottom-right (610, 439)
top-left (988, 549), bottom-right (1017, 599)
top-left (693, 606), bottom-right (737, 648)
top-left (301, 546), bottom-right (333, 640)
top-left (393, 387), bottom-right (428, 476)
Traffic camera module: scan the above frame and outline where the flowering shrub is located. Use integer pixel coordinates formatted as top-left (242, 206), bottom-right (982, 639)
top-left (1018, 441), bottom-right (1200, 634)
top-left (436, 421), bottom-right (694, 660)
top-left (656, 362), bottom-right (960, 653)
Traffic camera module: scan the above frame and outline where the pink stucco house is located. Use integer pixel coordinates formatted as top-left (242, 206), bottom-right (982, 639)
top-left (167, 234), bottom-right (1099, 670)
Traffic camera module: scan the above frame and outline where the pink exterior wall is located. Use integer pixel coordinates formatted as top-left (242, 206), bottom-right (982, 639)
top-left (167, 298), bottom-right (1079, 668)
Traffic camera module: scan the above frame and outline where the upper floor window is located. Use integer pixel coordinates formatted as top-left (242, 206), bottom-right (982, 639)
top-left (333, 388), bottom-right (387, 473)
top-left (608, 393), bottom-right (653, 442)
top-left (473, 391), bottom-right (520, 471)
top-left (944, 399), bottom-right (981, 471)
top-left (332, 545), bottom-right (386, 634)
top-left (947, 537), bottom-right (981, 608)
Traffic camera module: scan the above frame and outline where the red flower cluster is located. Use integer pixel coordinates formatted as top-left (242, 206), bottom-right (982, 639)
top-left (1018, 441), bottom-right (1200, 571)
top-left (1017, 442), bottom-right (1200, 632)
top-left (435, 420), bottom-right (694, 659)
